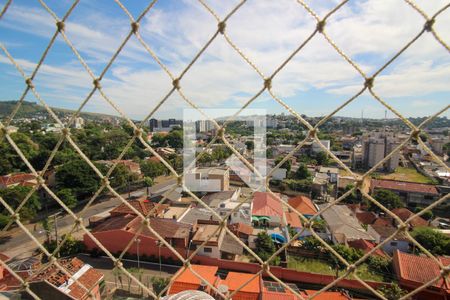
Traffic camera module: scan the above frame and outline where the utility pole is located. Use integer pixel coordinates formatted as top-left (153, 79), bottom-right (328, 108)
top-left (135, 238), bottom-right (141, 269)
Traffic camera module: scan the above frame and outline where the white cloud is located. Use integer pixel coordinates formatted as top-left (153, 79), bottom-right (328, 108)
top-left (0, 0), bottom-right (449, 119)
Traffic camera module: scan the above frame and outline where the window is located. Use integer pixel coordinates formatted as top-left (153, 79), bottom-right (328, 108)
top-left (391, 241), bottom-right (398, 246)
top-left (204, 247), bottom-right (212, 253)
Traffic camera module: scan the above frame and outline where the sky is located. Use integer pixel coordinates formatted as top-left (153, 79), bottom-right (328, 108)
top-left (0, 0), bottom-right (449, 122)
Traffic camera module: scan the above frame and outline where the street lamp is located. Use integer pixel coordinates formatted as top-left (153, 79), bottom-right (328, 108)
top-left (135, 238), bottom-right (141, 269)
top-left (155, 240), bottom-right (162, 276)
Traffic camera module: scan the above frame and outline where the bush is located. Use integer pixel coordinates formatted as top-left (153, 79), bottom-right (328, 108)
top-left (377, 283), bottom-right (407, 300)
top-left (44, 235), bottom-right (85, 257)
top-left (151, 277), bottom-right (170, 296)
top-left (367, 256), bottom-right (391, 273)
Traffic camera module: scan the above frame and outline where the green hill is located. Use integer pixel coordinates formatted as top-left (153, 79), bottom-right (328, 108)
top-left (0, 100), bottom-right (122, 121)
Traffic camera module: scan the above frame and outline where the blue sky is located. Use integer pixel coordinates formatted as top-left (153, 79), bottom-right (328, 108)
top-left (0, 0), bottom-right (449, 121)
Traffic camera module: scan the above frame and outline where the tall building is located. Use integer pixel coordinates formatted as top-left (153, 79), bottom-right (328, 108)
top-left (195, 120), bottom-right (214, 133)
top-left (149, 118), bottom-right (183, 132)
top-left (361, 132), bottom-right (400, 171)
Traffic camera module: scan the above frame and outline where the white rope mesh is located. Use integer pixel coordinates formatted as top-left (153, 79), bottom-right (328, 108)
top-left (0, 0), bottom-right (449, 299)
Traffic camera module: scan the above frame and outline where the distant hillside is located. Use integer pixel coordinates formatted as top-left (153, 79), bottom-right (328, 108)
top-left (0, 100), bottom-right (122, 121)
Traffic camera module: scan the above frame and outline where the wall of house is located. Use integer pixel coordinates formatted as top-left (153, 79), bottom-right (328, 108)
top-left (195, 245), bottom-right (220, 259)
top-left (83, 231), bottom-right (187, 262)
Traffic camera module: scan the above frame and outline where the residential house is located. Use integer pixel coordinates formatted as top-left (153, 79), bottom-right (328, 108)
top-left (393, 250), bottom-right (450, 299)
top-left (251, 192), bottom-right (283, 227)
top-left (367, 225), bottom-right (410, 255)
top-left (185, 167), bottom-right (230, 192)
top-left (347, 239), bottom-right (388, 258)
top-left (191, 220), bottom-right (242, 260)
top-left (222, 272), bottom-right (260, 300)
top-left (84, 215), bottom-right (192, 260)
top-left (201, 189), bottom-right (250, 225)
top-left (288, 195), bottom-right (317, 218)
top-left (0, 257), bottom-right (104, 300)
top-left (228, 223), bottom-right (254, 244)
top-left (391, 208), bottom-right (429, 229)
top-left (96, 159), bottom-right (141, 177)
top-left (109, 198), bottom-right (168, 218)
top-left (167, 265), bottom-right (352, 300)
top-left (371, 179), bottom-right (440, 208)
top-left (167, 265), bottom-right (219, 295)
top-left (318, 204), bottom-right (374, 244)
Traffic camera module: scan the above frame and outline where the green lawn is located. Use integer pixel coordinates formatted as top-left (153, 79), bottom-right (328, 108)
top-left (287, 257), bottom-right (385, 282)
top-left (378, 167), bottom-right (436, 184)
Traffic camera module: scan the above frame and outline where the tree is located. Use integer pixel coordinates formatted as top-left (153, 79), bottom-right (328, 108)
top-left (371, 189), bottom-right (404, 211)
top-left (198, 152), bottom-right (213, 166)
top-left (377, 283), bottom-right (407, 300)
top-left (166, 130), bottom-right (183, 149)
top-left (56, 188), bottom-right (77, 208)
top-left (245, 140), bottom-right (254, 151)
top-left (301, 236), bottom-right (323, 251)
top-left (44, 234), bottom-right (85, 257)
top-left (275, 156), bottom-right (291, 174)
top-left (40, 217), bottom-right (54, 243)
top-left (414, 207), bottom-right (433, 221)
top-left (144, 177), bottom-right (154, 196)
top-left (55, 159), bottom-right (101, 198)
top-left (0, 186), bottom-right (41, 222)
top-left (314, 151), bottom-right (329, 166)
top-left (329, 244), bottom-right (363, 269)
top-left (367, 256), bottom-right (391, 273)
top-left (254, 231), bottom-right (280, 265)
top-left (140, 160), bottom-right (166, 178)
top-left (411, 227), bottom-right (450, 255)
top-left (293, 163), bottom-right (310, 180)
top-left (151, 277), bottom-right (169, 296)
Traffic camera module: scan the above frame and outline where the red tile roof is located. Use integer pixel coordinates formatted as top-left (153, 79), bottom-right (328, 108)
top-left (110, 199), bottom-right (168, 217)
top-left (168, 265), bottom-right (218, 295)
top-left (394, 250), bottom-right (450, 292)
top-left (371, 179), bottom-right (439, 195)
top-left (391, 208), bottom-right (428, 228)
top-left (32, 257), bottom-right (103, 299)
top-left (228, 223), bottom-right (254, 236)
top-left (347, 239), bottom-right (388, 258)
top-left (223, 272), bottom-right (260, 300)
top-left (288, 195), bottom-right (317, 215)
top-left (92, 215), bottom-right (191, 240)
top-left (252, 192), bottom-right (283, 217)
top-left (285, 212), bottom-right (302, 229)
top-left (372, 217), bottom-right (393, 227)
top-left (355, 211), bottom-right (377, 225)
top-left (0, 173), bottom-right (36, 187)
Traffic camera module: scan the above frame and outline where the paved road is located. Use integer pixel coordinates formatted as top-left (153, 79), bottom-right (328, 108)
top-left (0, 188), bottom-right (147, 259)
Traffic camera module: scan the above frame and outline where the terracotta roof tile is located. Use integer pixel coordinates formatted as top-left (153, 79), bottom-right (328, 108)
top-left (168, 265), bottom-right (218, 295)
top-left (355, 211), bottom-right (377, 225)
top-left (288, 195), bottom-right (317, 215)
top-left (371, 179), bottom-right (439, 195)
top-left (110, 199), bottom-right (168, 217)
top-left (394, 250), bottom-right (450, 292)
top-left (285, 212), bottom-right (302, 229)
top-left (347, 239), bottom-right (388, 258)
top-left (391, 208), bottom-right (428, 228)
top-left (228, 223), bottom-right (253, 236)
top-left (252, 192), bottom-right (283, 217)
top-left (223, 272), bottom-right (260, 299)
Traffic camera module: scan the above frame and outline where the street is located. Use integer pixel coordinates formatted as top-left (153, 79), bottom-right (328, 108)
top-left (0, 188), bottom-right (148, 259)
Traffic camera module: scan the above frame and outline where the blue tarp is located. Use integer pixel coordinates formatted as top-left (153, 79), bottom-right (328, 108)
top-left (270, 233), bottom-right (286, 244)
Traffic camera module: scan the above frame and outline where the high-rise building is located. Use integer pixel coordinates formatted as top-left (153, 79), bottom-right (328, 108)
top-left (361, 132), bottom-right (400, 171)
